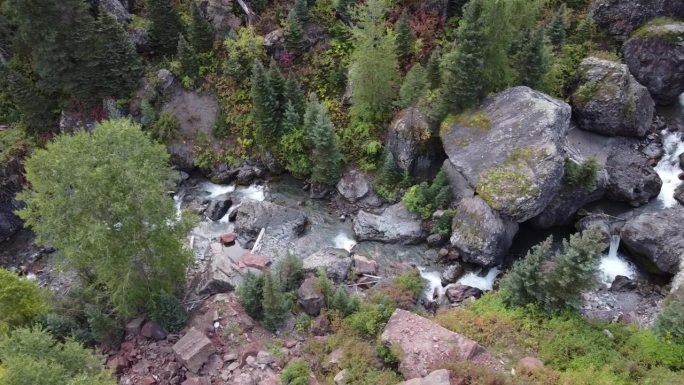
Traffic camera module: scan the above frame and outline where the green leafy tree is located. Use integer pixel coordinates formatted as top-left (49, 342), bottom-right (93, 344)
top-left (425, 49), bottom-right (441, 90)
top-left (512, 28), bottom-right (549, 89)
top-left (188, 2), bottom-right (215, 53)
top-left (349, 0), bottom-right (400, 125)
top-left (402, 170), bottom-right (452, 219)
top-left (261, 271), bottom-right (290, 331)
top-left (548, 4), bottom-right (566, 49)
top-left (146, 0), bottom-right (183, 56)
top-left (286, 10), bottom-right (305, 55)
top-left (0, 269), bottom-right (49, 333)
top-left (0, 327), bottom-right (116, 385)
top-left (17, 119), bottom-right (195, 317)
top-left (238, 271), bottom-right (264, 320)
top-left (177, 34), bottom-right (199, 78)
top-left (394, 9), bottom-right (414, 58)
top-left (305, 95), bottom-right (342, 185)
top-left (397, 64), bottom-right (427, 108)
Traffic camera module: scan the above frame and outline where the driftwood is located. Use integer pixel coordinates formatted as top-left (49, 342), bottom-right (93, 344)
top-left (236, 0), bottom-right (256, 26)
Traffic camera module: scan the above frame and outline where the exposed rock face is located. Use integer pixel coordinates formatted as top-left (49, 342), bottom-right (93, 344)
top-left (441, 86), bottom-right (571, 222)
top-left (449, 197), bottom-right (518, 267)
top-left (396, 369), bottom-right (451, 385)
top-left (297, 276), bottom-right (325, 316)
top-left (380, 309), bottom-right (502, 379)
top-left (302, 248), bottom-right (352, 283)
top-left (196, 243), bottom-right (255, 295)
top-left (234, 199), bottom-right (308, 245)
top-left (199, 0), bottom-right (242, 37)
top-left (571, 57), bottom-right (654, 137)
top-left (336, 169), bottom-right (381, 207)
top-left (591, 0), bottom-right (684, 40)
top-left (440, 160), bottom-right (475, 204)
top-left (622, 21), bottom-right (684, 105)
top-left (675, 183), bottom-right (684, 205)
top-left (99, 0), bottom-right (131, 22)
top-left (605, 143), bottom-right (662, 206)
top-left (172, 327), bottom-right (216, 374)
top-left (388, 108), bottom-right (444, 179)
top-left (621, 206), bottom-right (684, 275)
top-left (353, 203), bottom-right (426, 244)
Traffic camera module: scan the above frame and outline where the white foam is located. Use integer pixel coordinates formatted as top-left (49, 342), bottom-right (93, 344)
top-left (599, 253), bottom-right (637, 286)
top-left (654, 130), bottom-right (684, 208)
top-left (202, 182), bottom-right (236, 198)
top-left (457, 267), bottom-right (499, 291)
top-left (333, 232), bottom-right (357, 252)
top-left (237, 184), bottom-right (265, 201)
top-left (418, 267), bottom-right (444, 300)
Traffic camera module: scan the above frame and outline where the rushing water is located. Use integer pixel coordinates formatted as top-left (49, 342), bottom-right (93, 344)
top-left (654, 93), bottom-right (684, 208)
top-left (599, 235), bottom-right (637, 287)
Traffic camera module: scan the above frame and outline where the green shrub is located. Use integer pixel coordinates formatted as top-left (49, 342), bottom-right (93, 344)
top-left (149, 111), bottom-right (179, 143)
top-left (42, 313), bottom-right (79, 342)
top-left (140, 99), bottom-right (157, 128)
top-left (295, 313), bottom-right (311, 332)
top-left (238, 271), bottom-right (264, 320)
top-left (261, 271), bottom-right (291, 331)
top-left (345, 300), bottom-right (394, 338)
top-left (281, 359), bottom-right (310, 385)
top-left (402, 170), bottom-right (452, 219)
top-left (84, 304), bottom-right (122, 344)
top-left (394, 271), bottom-right (423, 300)
top-left (0, 268), bottom-right (49, 333)
top-left (397, 64), bottom-right (427, 108)
top-left (276, 254), bottom-right (304, 292)
top-left (148, 292), bottom-right (188, 333)
top-left (563, 157), bottom-right (599, 191)
top-left (431, 209), bottom-right (455, 236)
top-left (656, 286), bottom-right (684, 345)
top-left (316, 269), bottom-right (335, 307)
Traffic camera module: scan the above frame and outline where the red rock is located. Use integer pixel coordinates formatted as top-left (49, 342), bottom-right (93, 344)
top-left (219, 233), bottom-right (237, 246)
top-left (141, 321), bottom-right (167, 340)
top-left (238, 253), bottom-right (271, 269)
top-left (140, 376), bottom-right (156, 385)
top-left (353, 254), bottom-right (378, 276)
top-left (106, 356), bottom-right (129, 373)
top-left (172, 327), bottom-right (216, 374)
top-left (311, 314), bottom-right (331, 336)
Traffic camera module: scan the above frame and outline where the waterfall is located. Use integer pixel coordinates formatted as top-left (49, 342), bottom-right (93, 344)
top-left (608, 234), bottom-right (620, 259)
top-left (599, 234), bottom-right (637, 286)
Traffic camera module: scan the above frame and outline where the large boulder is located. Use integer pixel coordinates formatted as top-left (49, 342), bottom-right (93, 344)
top-left (380, 309), bottom-right (501, 379)
top-left (336, 168), bottom-right (381, 207)
top-left (387, 108), bottom-right (444, 179)
top-left (441, 86), bottom-right (571, 222)
top-left (297, 276), bottom-right (325, 316)
top-left (622, 20), bottom-right (684, 105)
top-left (199, 0), bottom-right (242, 37)
top-left (590, 0), bottom-right (684, 40)
top-left (571, 57), bottom-right (654, 137)
top-left (234, 199), bottom-right (308, 246)
top-left (621, 206), bottom-right (684, 275)
top-left (172, 327), bottom-right (216, 374)
top-left (449, 197), bottom-right (518, 267)
top-left (605, 142), bottom-right (662, 206)
top-left (302, 248), bottom-right (352, 283)
top-left (353, 203), bottom-right (426, 244)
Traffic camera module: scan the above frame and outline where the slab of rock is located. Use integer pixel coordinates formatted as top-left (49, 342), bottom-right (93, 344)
top-left (302, 248), bottom-right (352, 283)
top-left (353, 203), bottom-right (426, 244)
top-left (621, 206), bottom-right (684, 274)
top-left (445, 283), bottom-right (484, 303)
top-left (380, 309), bottom-right (502, 379)
top-left (675, 184), bottom-right (684, 205)
top-left (173, 328), bottom-right (216, 374)
top-left (238, 253), bottom-right (271, 269)
top-left (605, 143), bottom-right (662, 206)
top-left (388, 107), bottom-right (444, 179)
top-left (622, 21), bottom-right (684, 105)
top-left (196, 242), bottom-right (244, 295)
top-left (396, 369), bottom-right (450, 385)
top-left (449, 197), bottom-right (518, 267)
top-left (353, 254), bottom-right (378, 276)
top-left (234, 199), bottom-right (308, 245)
top-left (297, 276), bottom-right (325, 316)
top-left (590, 0), bottom-right (684, 40)
top-left (441, 86), bottom-right (570, 222)
top-left (571, 57), bottom-right (654, 137)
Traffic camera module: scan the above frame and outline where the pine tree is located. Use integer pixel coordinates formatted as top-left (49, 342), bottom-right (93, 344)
top-left (395, 9), bottom-right (414, 58)
top-left (513, 28), bottom-right (549, 89)
top-left (276, 254), bottom-right (304, 292)
top-left (238, 271), bottom-right (265, 319)
top-left (376, 150), bottom-right (400, 188)
top-left (189, 2), bottom-right (215, 53)
top-left (280, 101), bottom-right (311, 178)
top-left (251, 60), bottom-right (278, 148)
top-left (146, 0), bottom-right (183, 56)
top-left (398, 63), bottom-right (427, 108)
top-left (177, 34), bottom-right (199, 78)
top-left (425, 49), bottom-right (441, 90)
top-left (267, 61), bottom-right (286, 135)
top-left (330, 287), bottom-right (351, 314)
top-left (548, 5), bottom-right (566, 49)
top-left (293, 0), bottom-right (309, 21)
top-left (286, 10), bottom-right (306, 55)
top-left (306, 95), bottom-right (343, 185)
top-left (284, 76), bottom-right (306, 117)
top-left (3, 67), bottom-right (60, 134)
top-left (261, 271), bottom-right (290, 331)
top-left (500, 237), bottom-right (551, 308)
top-left (336, 0), bottom-right (353, 21)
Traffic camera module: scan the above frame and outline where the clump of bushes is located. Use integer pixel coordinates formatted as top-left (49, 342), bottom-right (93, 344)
top-left (0, 268), bottom-right (49, 333)
top-left (656, 286), bottom-right (684, 344)
top-left (563, 157), bottom-right (599, 191)
top-left (402, 170), bottom-right (452, 219)
top-left (281, 359), bottom-right (311, 385)
top-left (148, 291), bottom-right (188, 333)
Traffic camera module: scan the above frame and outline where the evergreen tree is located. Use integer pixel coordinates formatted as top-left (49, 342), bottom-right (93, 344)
top-left (251, 60), bottom-right (278, 148)
top-left (395, 9), bottom-right (414, 58)
top-left (548, 4), bottom-right (566, 49)
top-left (261, 271), bottom-right (290, 331)
top-left (425, 49), bottom-right (441, 90)
top-left (284, 76), bottom-right (306, 117)
top-left (336, 0), bottom-right (353, 21)
top-left (276, 254), bottom-right (304, 292)
top-left (376, 150), bottom-right (401, 189)
top-left (305, 95), bottom-right (342, 185)
top-left (349, 0), bottom-right (400, 125)
top-left (500, 237), bottom-right (551, 308)
top-left (286, 10), bottom-right (305, 55)
top-left (189, 2), bottom-right (215, 53)
top-left (330, 287), bottom-right (351, 314)
top-left (267, 61), bottom-right (286, 134)
top-left (397, 63), bottom-right (427, 108)
top-left (293, 0), bottom-right (309, 21)
top-left (513, 28), bottom-right (549, 89)
top-left (2, 67), bottom-right (59, 133)
top-left (177, 34), bottom-right (199, 78)
top-left (280, 101), bottom-right (311, 178)
top-left (238, 271), bottom-right (264, 320)
top-left (146, 0), bottom-right (183, 56)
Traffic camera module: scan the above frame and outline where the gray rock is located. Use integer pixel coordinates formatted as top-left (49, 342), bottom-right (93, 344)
top-left (605, 143), bottom-right (662, 206)
top-left (445, 283), bottom-right (484, 303)
top-left (571, 57), bottom-right (654, 137)
top-left (441, 86), bottom-right (570, 222)
top-left (591, 0), bottom-right (684, 40)
top-left (173, 327), bottom-right (216, 374)
top-left (128, 28), bottom-right (151, 53)
top-left (125, 317), bottom-right (145, 336)
top-left (202, 0), bottom-right (242, 37)
top-left (0, 199), bottom-right (22, 243)
top-left (396, 369), bottom-right (451, 385)
top-left (575, 213), bottom-right (613, 246)
top-left (297, 276), bottom-right (325, 316)
top-left (622, 21), bottom-right (684, 105)
top-left (196, 242), bottom-right (246, 295)
top-left (263, 29), bottom-right (285, 57)
top-left (440, 160), bottom-right (475, 204)
top-left (207, 198), bottom-right (232, 221)
top-left (141, 321), bottom-right (167, 340)
top-left (621, 206), bottom-right (684, 275)
top-left (675, 184), bottom-right (684, 205)
top-left (235, 162), bottom-right (265, 185)
top-left (352, 254), bottom-right (378, 276)
top-left (388, 108), bottom-right (444, 179)
top-left (440, 263), bottom-right (464, 286)
top-left (334, 369), bottom-right (348, 385)
top-left (234, 199), bottom-right (308, 245)
top-left (426, 233), bottom-right (447, 247)
top-left (302, 248), bottom-right (352, 283)
top-left (337, 169), bottom-right (372, 203)
top-left (156, 69), bottom-right (175, 93)
top-left (353, 203), bottom-right (426, 244)
top-left (450, 197), bottom-right (518, 267)
top-left (99, 0), bottom-right (131, 22)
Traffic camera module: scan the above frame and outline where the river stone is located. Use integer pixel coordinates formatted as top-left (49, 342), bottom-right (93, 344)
top-left (605, 143), bottom-right (662, 206)
top-left (450, 197), bottom-right (518, 267)
top-left (675, 184), bottom-right (684, 205)
top-left (621, 206), bottom-right (684, 275)
top-left (441, 86), bottom-right (570, 222)
top-left (302, 248), bottom-right (352, 283)
top-left (387, 107), bottom-right (444, 179)
top-left (445, 283), bottom-right (483, 303)
top-left (590, 0), bottom-right (684, 40)
top-left (440, 263), bottom-right (464, 286)
top-left (337, 168), bottom-right (371, 203)
top-left (206, 197), bottom-right (232, 221)
top-left (353, 203), bottom-right (426, 244)
top-left (234, 199), bottom-right (308, 244)
top-left (571, 57), bottom-right (654, 137)
top-left (380, 309), bottom-right (502, 379)
top-left (575, 213), bottom-right (613, 247)
top-left (622, 21), bottom-right (684, 105)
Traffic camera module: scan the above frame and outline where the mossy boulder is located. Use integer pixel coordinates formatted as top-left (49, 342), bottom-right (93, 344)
top-left (440, 86), bottom-right (571, 222)
top-left (591, 0), bottom-right (684, 40)
top-left (571, 57), bottom-right (654, 137)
